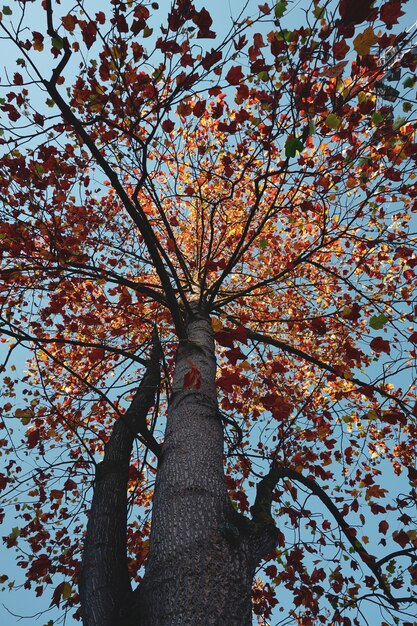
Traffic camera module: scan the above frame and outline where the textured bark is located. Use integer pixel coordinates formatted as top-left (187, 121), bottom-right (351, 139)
top-left (128, 309), bottom-right (276, 626)
top-left (79, 335), bottom-right (161, 626)
top-left (80, 312), bottom-right (277, 626)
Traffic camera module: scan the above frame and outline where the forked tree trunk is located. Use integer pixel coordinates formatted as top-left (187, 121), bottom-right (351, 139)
top-left (80, 309), bottom-right (277, 626)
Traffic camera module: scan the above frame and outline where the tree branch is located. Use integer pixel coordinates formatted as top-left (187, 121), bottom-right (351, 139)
top-left (78, 331), bottom-right (161, 626)
top-left (245, 327), bottom-right (411, 414)
top-left (252, 464), bottom-right (402, 608)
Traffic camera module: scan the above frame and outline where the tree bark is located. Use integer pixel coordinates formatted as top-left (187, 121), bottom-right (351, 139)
top-left (79, 335), bottom-right (161, 626)
top-left (127, 309), bottom-right (276, 626)
top-left (80, 310), bottom-right (277, 626)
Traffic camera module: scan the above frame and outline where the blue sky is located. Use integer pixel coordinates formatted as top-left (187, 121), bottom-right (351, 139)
top-left (1, 1), bottom-right (417, 625)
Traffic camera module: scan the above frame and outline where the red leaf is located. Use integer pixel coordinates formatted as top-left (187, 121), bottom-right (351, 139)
top-left (217, 370), bottom-right (243, 392)
top-left (96, 11), bottom-right (106, 25)
top-left (224, 347), bottom-right (245, 365)
top-left (33, 112), bottom-right (45, 126)
top-left (183, 361), bottom-right (201, 389)
top-left (379, 520), bottom-right (389, 535)
top-left (340, 302), bottom-right (361, 321)
top-left (192, 8), bottom-right (215, 39)
top-left (383, 409), bottom-right (406, 425)
top-left (193, 99), bottom-right (206, 117)
top-left (261, 394), bottom-right (293, 420)
top-left (258, 3), bottom-right (271, 14)
top-left (214, 326), bottom-right (247, 348)
top-left (408, 332), bottom-right (417, 344)
top-left (28, 554), bottom-right (50, 579)
top-left (62, 14), bottom-right (77, 31)
top-left (80, 21), bottom-right (97, 49)
top-left (408, 466), bottom-right (417, 484)
top-left (323, 61), bottom-right (348, 78)
top-left (339, 0), bottom-right (374, 25)
top-left (225, 66), bottom-right (244, 85)
top-left (90, 347), bottom-right (105, 362)
top-left (394, 246), bottom-right (414, 260)
top-left (64, 478), bottom-right (77, 491)
top-left (0, 474), bottom-right (7, 491)
top-left (393, 529), bottom-right (410, 548)
top-left (370, 336), bottom-right (390, 354)
top-left (380, 1), bottom-right (405, 26)
top-left (333, 40), bottom-right (350, 60)
top-left (311, 318), bottom-right (328, 335)
top-left (162, 119), bottom-right (175, 133)
top-left (202, 49), bottom-right (222, 71)
top-left (27, 428), bottom-right (40, 449)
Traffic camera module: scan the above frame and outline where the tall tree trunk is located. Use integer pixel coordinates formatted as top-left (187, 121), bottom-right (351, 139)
top-left (80, 309), bottom-right (277, 626)
top-left (128, 309), bottom-right (276, 626)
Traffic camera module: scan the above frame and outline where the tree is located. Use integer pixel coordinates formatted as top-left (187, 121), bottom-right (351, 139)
top-left (0, 0), bottom-right (416, 624)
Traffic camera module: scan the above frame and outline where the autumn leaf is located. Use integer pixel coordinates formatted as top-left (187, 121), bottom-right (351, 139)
top-left (217, 370), bottom-right (244, 392)
top-left (26, 428), bottom-right (40, 449)
top-left (50, 581), bottom-right (72, 608)
top-left (80, 20), bottom-right (97, 49)
top-left (380, 0), bottom-right (405, 26)
top-left (370, 336), bottom-right (390, 354)
top-left (183, 361), bottom-right (202, 389)
top-left (192, 8), bottom-right (215, 39)
top-left (225, 66), bottom-right (244, 85)
top-left (62, 14), bottom-right (77, 31)
top-left (214, 326), bottom-right (247, 348)
top-left (162, 119), bottom-right (175, 133)
top-left (32, 31), bottom-right (44, 51)
top-left (333, 40), bottom-right (350, 61)
top-left (379, 520), bottom-right (389, 535)
top-left (211, 318), bottom-right (223, 332)
top-left (353, 27), bottom-right (378, 56)
top-left (340, 303), bottom-right (361, 321)
top-left (202, 49), bottom-right (222, 70)
top-left (339, 0), bottom-right (374, 26)
top-left (28, 555), bottom-right (50, 579)
top-left (323, 61), bottom-right (348, 78)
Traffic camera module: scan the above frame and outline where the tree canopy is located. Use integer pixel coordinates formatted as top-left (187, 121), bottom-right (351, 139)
top-left (0, 1), bottom-right (416, 625)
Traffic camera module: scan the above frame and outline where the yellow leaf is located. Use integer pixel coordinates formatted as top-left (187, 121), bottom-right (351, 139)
top-left (62, 581), bottom-right (72, 600)
top-left (353, 27), bottom-right (377, 56)
top-left (211, 318), bottom-right (223, 332)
